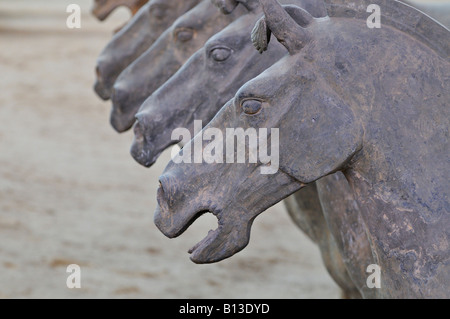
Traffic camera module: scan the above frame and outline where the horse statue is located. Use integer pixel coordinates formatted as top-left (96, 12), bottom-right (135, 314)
top-left (131, 0), bottom-right (364, 298)
top-left (109, 0), bottom-right (247, 132)
top-left (94, 0), bottom-right (202, 100)
top-left (153, 0), bottom-right (449, 298)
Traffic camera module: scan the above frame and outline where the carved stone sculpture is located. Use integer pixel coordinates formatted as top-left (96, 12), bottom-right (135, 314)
top-left (94, 0), bottom-right (202, 100)
top-left (153, 0), bottom-right (449, 298)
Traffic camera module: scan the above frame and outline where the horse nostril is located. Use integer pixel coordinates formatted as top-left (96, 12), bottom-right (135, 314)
top-left (134, 112), bottom-right (145, 125)
top-left (95, 58), bottom-right (108, 82)
top-left (93, 60), bottom-right (114, 100)
top-left (157, 179), bottom-right (169, 210)
top-left (95, 65), bottom-right (101, 80)
top-left (133, 118), bottom-right (146, 142)
top-left (213, 0), bottom-right (239, 14)
top-left (110, 85), bottom-right (136, 132)
top-left (94, 69), bottom-right (111, 100)
top-left (111, 84), bottom-right (132, 112)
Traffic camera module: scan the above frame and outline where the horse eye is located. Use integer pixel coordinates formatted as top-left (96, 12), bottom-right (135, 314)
top-left (210, 47), bottom-right (231, 62)
top-left (175, 29), bottom-right (194, 42)
top-left (149, 5), bottom-right (167, 19)
top-left (242, 99), bottom-right (262, 115)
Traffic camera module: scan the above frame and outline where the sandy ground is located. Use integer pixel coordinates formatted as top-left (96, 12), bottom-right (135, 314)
top-left (0, 0), bottom-right (341, 299)
top-left (0, 0), bottom-right (448, 299)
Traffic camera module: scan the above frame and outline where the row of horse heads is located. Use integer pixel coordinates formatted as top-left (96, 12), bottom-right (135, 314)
top-left (92, 0), bottom-right (449, 298)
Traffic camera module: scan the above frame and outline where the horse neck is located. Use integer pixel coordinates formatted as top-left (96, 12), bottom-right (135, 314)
top-left (307, 11), bottom-right (450, 298)
top-left (316, 17), bottom-right (450, 219)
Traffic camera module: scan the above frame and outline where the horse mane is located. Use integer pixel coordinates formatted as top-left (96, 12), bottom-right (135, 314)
top-left (324, 0), bottom-right (449, 59)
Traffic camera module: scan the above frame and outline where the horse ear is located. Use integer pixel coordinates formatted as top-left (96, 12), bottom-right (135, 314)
top-left (251, 16), bottom-right (271, 53)
top-left (251, 2), bottom-right (313, 54)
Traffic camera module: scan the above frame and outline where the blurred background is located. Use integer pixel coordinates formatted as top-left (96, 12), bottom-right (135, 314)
top-left (0, 0), bottom-right (448, 298)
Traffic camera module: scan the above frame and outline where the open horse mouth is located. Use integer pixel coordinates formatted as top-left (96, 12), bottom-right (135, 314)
top-left (154, 177), bottom-right (252, 263)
